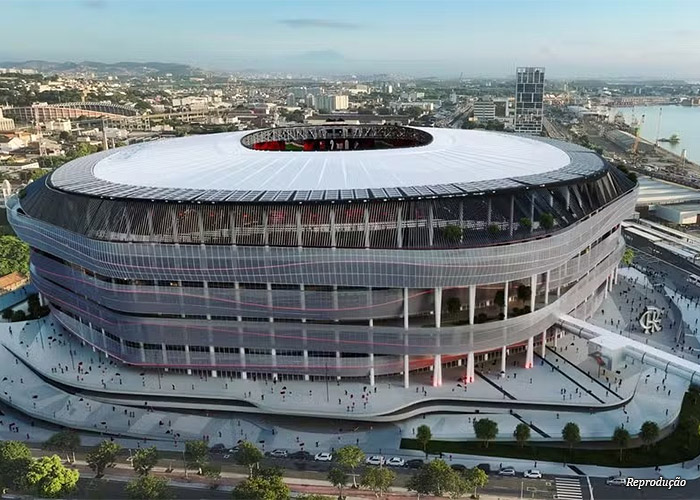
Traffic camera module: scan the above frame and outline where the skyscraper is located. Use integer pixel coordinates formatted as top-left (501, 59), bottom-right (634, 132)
top-left (514, 67), bottom-right (545, 134)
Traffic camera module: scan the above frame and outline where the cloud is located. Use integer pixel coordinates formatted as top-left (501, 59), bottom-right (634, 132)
top-left (278, 19), bottom-right (360, 30)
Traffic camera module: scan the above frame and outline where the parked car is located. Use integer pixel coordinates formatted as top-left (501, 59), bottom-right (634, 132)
top-left (606, 476), bottom-right (626, 486)
top-left (209, 443), bottom-right (226, 454)
top-left (451, 464), bottom-right (467, 472)
top-left (269, 449), bottom-right (288, 458)
top-left (365, 455), bottom-right (385, 466)
top-left (386, 457), bottom-right (405, 467)
top-left (476, 463), bottom-right (491, 474)
top-left (289, 451), bottom-right (313, 460)
top-left (498, 467), bottom-right (516, 476)
top-left (524, 469), bottom-right (542, 479)
top-left (314, 452), bottom-right (333, 462)
top-left (405, 459), bottom-right (424, 469)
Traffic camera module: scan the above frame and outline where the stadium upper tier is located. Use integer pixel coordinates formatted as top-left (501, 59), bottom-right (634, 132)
top-left (49, 125), bottom-right (602, 203)
top-left (18, 126), bottom-right (635, 250)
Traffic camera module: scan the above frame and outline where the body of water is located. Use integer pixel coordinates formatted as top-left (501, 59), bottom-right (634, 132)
top-left (611, 105), bottom-right (700, 164)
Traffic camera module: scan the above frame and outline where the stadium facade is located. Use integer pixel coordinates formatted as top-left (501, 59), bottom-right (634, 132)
top-left (8, 125), bottom-right (637, 387)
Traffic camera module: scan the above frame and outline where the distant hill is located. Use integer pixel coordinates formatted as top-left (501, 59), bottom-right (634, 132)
top-left (0, 60), bottom-right (201, 76)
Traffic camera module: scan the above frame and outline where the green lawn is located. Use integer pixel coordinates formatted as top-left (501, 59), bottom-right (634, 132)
top-left (401, 388), bottom-right (700, 467)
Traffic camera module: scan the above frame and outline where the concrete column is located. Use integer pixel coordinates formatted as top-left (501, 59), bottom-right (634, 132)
top-left (466, 351), bottom-right (475, 383)
top-left (540, 331), bottom-right (546, 358)
top-left (428, 203), bottom-right (434, 247)
top-left (364, 207), bottom-right (370, 249)
top-left (503, 281), bottom-right (509, 320)
top-left (509, 195), bottom-right (515, 237)
top-left (267, 283), bottom-right (274, 322)
top-left (433, 354), bottom-right (442, 387)
top-left (434, 287), bottom-right (444, 327)
top-left (336, 350), bottom-right (341, 382)
top-left (209, 346), bottom-right (217, 378)
top-left (530, 274), bottom-right (537, 312)
top-left (332, 285), bottom-right (339, 322)
top-left (330, 208), bottom-right (336, 248)
top-left (544, 270), bottom-right (551, 305)
top-left (262, 209), bottom-right (269, 246)
top-left (604, 275), bottom-right (609, 299)
top-left (299, 284), bottom-right (306, 321)
top-left (239, 347), bottom-right (247, 380)
top-left (553, 329), bottom-right (559, 348)
top-left (296, 209), bottom-right (303, 247)
top-left (369, 353), bottom-right (375, 386)
top-left (303, 349), bottom-right (309, 381)
top-left (403, 288), bottom-right (410, 329)
top-left (468, 285), bottom-right (476, 325)
top-left (139, 342), bottom-right (146, 363)
top-left (185, 345), bottom-right (192, 375)
top-left (613, 266), bottom-right (619, 285)
top-left (271, 348), bottom-right (277, 380)
top-left (500, 345), bottom-right (507, 376)
top-left (203, 281), bottom-right (212, 320)
top-left (396, 207), bottom-right (403, 248)
top-left (487, 198), bottom-right (492, 225)
top-left (162, 343), bottom-right (168, 365)
top-left (529, 193), bottom-right (535, 233)
top-left (234, 282), bottom-right (242, 321)
top-left (525, 336), bottom-right (534, 369)
top-left (403, 354), bottom-right (410, 389)
top-left (458, 201), bottom-right (464, 243)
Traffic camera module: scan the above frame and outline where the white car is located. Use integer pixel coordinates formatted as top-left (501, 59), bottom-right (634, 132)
top-left (498, 467), bottom-right (516, 476)
top-left (269, 449), bottom-right (288, 458)
top-left (365, 455), bottom-right (385, 466)
top-left (524, 469), bottom-right (542, 479)
top-left (386, 457), bottom-right (405, 467)
top-left (314, 452), bottom-right (333, 462)
top-left (606, 476), bottom-right (626, 486)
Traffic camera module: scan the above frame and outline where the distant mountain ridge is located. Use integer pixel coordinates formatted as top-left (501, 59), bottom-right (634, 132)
top-left (0, 60), bottom-right (201, 76)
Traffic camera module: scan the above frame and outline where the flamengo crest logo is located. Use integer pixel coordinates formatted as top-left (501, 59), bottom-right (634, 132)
top-left (639, 306), bottom-right (663, 334)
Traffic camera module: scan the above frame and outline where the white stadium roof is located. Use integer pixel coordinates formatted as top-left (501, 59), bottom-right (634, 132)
top-left (50, 127), bottom-right (606, 203)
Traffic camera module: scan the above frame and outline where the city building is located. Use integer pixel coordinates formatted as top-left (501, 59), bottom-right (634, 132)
top-left (317, 95), bottom-right (349, 112)
top-left (8, 125), bottom-right (636, 393)
top-left (4, 102), bottom-right (137, 123)
top-left (0, 109), bottom-right (15, 132)
top-left (473, 98), bottom-right (496, 122)
top-left (514, 67), bottom-right (545, 134)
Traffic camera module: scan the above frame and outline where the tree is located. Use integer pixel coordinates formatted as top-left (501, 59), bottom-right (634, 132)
top-left (0, 441), bottom-right (32, 491)
top-left (132, 446), bottom-right (158, 476)
top-left (184, 440), bottom-right (209, 474)
top-left (640, 421), bottom-right (660, 450)
top-left (235, 441), bottom-right (264, 477)
top-left (360, 466), bottom-right (395, 498)
top-left (0, 235), bottom-right (30, 276)
top-left (622, 247), bottom-right (635, 266)
top-left (126, 474), bottom-right (169, 500)
top-left (297, 495), bottom-right (332, 500)
top-left (416, 425), bottom-right (432, 458)
top-left (43, 430), bottom-right (80, 463)
top-left (539, 213), bottom-right (554, 230)
top-left (562, 422), bottom-right (581, 457)
top-left (513, 423), bottom-right (531, 448)
top-left (487, 224), bottom-right (500, 235)
top-left (407, 459), bottom-right (466, 499)
top-left (464, 466), bottom-right (489, 497)
top-left (519, 217), bottom-right (532, 230)
top-left (24, 455), bottom-right (79, 498)
top-left (231, 472), bottom-right (290, 500)
top-left (443, 224), bottom-right (462, 242)
top-left (328, 467), bottom-right (348, 498)
top-left (612, 426), bottom-right (631, 462)
top-left (446, 297), bottom-right (461, 314)
top-left (86, 440), bottom-right (121, 478)
top-left (335, 445), bottom-right (364, 487)
top-left (473, 418), bottom-right (498, 448)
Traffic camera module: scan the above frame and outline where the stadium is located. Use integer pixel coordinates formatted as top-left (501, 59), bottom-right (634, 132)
top-left (8, 125), bottom-right (637, 389)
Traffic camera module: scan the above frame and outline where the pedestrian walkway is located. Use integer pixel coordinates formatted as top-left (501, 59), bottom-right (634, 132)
top-left (554, 477), bottom-right (583, 500)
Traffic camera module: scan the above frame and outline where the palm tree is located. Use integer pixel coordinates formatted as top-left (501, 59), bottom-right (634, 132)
top-left (328, 467), bottom-right (348, 499)
top-left (612, 426), bottom-right (630, 463)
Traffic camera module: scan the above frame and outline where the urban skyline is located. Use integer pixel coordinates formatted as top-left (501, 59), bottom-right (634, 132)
top-left (4, 0), bottom-right (700, 79)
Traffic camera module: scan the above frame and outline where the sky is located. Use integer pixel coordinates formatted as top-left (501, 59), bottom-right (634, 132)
top-left (3, 0), bottom-right (700, 78)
